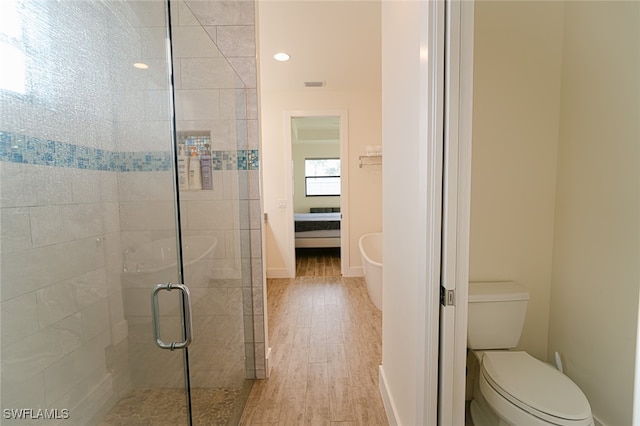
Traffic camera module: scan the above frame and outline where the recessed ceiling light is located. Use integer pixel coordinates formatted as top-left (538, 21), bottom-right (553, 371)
top-left (133, 62), bottom-right (149, 69)
top-left (273, 52), bottom-right (290, 62)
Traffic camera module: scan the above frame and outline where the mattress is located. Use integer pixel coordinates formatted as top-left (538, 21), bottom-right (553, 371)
top-left (294, 212), bottom-right (341, 233)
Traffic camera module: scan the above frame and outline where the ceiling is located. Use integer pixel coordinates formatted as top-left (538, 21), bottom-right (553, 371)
top-left (256, 1), bottom-right (382, 93)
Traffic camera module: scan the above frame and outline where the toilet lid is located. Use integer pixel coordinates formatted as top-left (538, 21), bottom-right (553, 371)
top-left (481, 351), bottom-right (591, 422)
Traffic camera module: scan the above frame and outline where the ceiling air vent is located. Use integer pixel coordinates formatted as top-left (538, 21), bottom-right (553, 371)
top-left (304, 81), bottom-right (324, 88)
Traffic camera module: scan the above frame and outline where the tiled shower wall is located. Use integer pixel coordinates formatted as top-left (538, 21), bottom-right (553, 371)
top-left (174, 0), bottom-right (265, 383)
top-left (0, 0), bottom-right (263, 422)
top-left (0, 1), bottom-right (143, 422)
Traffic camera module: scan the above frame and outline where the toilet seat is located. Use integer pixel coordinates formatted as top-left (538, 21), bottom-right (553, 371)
top-left (480, 351), bottom-right (592, 425)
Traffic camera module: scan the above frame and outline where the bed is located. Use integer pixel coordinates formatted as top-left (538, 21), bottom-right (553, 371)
top-left (294, 207), bottom-right (341, 248)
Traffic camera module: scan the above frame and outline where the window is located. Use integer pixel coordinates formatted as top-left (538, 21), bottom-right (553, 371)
top-left (305, 158), bottom-right (340, 196)
top-left (0, 0), bottom-right (26, 94)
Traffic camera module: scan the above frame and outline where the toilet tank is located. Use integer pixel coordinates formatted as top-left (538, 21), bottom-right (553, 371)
top-left (467, 281), bottom-right (529, 350)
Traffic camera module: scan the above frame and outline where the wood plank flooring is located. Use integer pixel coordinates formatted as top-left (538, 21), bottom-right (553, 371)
top-left (295, 248), bottom-right (342, 277)
top-left (240, 276), bottom-right (387, 425)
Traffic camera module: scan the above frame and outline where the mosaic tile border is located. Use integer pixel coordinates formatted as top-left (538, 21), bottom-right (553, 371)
top-left (0, 131), bottom-right (259, 171)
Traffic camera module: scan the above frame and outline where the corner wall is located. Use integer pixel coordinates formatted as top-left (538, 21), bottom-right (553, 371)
top-left (469, 1), bottom-right (565, 360)
top-left (380, 1), bottom-right (434, 423)
top-left (548, 3), bottom-right (640, 425)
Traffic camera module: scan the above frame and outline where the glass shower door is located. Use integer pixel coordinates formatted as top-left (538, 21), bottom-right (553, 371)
top-left (1, 0), bottom-right (259, 423)
top-left (168, 1), bottom-right (258, 424)
top-left (0, 0), bottom-right (192, 424)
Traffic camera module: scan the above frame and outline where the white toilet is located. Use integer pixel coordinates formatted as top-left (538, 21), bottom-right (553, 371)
top-left (468, 281), bottom-right (594, 426)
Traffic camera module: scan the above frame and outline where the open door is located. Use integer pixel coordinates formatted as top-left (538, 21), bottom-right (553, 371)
top-left (438, 0), bottom-right (475, 424)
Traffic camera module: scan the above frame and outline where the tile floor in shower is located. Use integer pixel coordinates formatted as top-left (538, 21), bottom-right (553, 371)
top-left (99, 386), bottom-right (251, 425)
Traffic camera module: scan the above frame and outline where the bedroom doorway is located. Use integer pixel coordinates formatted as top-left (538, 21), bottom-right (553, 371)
top-left (287, 112), bottom-right (349, 277)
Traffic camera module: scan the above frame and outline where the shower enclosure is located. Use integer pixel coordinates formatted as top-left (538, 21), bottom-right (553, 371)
top-left (0, 0), bottom-right (263, 424)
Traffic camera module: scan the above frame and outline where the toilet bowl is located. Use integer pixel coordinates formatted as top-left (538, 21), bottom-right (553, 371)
top-left (471, 351), bottom-right (593, 426)
top-left (468, 281), bottom-right (593, 426)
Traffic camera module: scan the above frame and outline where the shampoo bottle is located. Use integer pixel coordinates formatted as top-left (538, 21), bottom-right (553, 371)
top-left (188, 147), bottom-right (202, 190)
top-left (177, 144), bottom-right (190, 191)
top-left (200, 148), bottom-right (213, 190)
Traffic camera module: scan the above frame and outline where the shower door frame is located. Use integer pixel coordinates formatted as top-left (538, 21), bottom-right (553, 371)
top-left (162, 1), bottom-right (259, 423)
top-left (164, 1), bottom-right (193, 423)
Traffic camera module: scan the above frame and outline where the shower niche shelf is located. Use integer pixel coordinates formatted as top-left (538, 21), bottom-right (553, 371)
top-left (179, 131), bottom-right (210, 157)
top-left (177, 131), bottom-right (213, 191)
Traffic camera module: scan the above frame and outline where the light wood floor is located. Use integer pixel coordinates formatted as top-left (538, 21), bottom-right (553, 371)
top-left (240, 276), bottom-right (388, 425)
top-left (295, 248), bottom-right (341, 277)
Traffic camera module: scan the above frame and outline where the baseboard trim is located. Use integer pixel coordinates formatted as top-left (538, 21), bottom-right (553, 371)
top-left (379, 365), bottom-right (399, 426)
top-left (342, 266), bottom-right (363, 277)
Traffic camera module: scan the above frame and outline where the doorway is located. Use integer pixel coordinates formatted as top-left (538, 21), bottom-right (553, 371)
top-left (285, 111), bottom-right (349, 278)
top-left (0, 0), bottom-right (259, 423)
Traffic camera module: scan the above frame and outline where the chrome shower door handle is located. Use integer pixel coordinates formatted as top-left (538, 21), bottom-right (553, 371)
top-left (151, 283), bottom-right (193, 351)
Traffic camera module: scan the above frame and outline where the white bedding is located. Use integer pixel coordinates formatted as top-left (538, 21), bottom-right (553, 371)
top-left (294, 212), bottom-right (341, 222)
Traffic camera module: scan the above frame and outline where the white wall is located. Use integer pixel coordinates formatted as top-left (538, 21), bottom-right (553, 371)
top-left (380, 1), bottom-right (436, 424)
top-left (469, 1), bottom-right (565, 361)
top-left (548, 3), bottom-right (640, 425)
